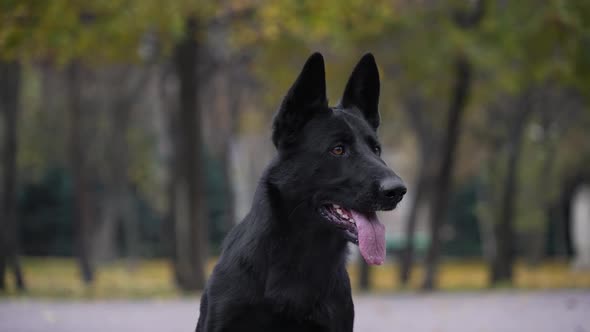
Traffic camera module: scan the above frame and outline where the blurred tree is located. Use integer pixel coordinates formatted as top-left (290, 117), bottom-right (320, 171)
top-left (494, 94), bottom-right (532, 284)
top-left (0, 60), bottom-right (26, 291)
top-left (1, 0), bottom-right (148, 285)
top-left (474, 0), bottom-right (590, 285)
top-left (422, 0), bottom-right (485, 291)
top-left (170, 16), bottom-right (208, 291)
top-left (0, 0), bottom-right (222, 290)
top-left (166, 1), bottom-right (255, 291)
top-left (397, 95), bottom-right (439, 286)
top-left (147, 1), bottom-right (259, 291)
top-left (66, 61), bottom-right (94, 284)
top-left (93, 66), bottom-right (151, 265)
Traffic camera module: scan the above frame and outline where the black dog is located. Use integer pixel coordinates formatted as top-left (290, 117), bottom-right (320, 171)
top-left (196, 53), bottom-right (406, 332)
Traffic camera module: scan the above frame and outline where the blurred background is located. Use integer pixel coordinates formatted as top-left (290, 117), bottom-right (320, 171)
top-left (1, 1), bottom-right (590, 330)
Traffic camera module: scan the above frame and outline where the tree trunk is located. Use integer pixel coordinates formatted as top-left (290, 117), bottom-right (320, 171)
top-left (476, 163), bottom-right (498, 266)
top-left (397, 91), bottom-right (436, 287)
top-left (421, 0), bottom-right (485, 291)
top-left (423, 56), bottom-right (472, 291)
top-left (490, 96), bottom-right (532, 285)
top-left (156, 64), bottom-right (179, 277)
top-left (94, 91), bottom-right (132, 263)
top-left (67, 61), bottom-right (94, 285)
top-left (0, 60), bottom-right (26, 291)
top-left (94, 102), bottom-right (136, 264)
top-left (173, 17), bottom-right (207, 291)
top-left (94, 67), bottom-right (150, 265)
top-left (399, 158), bottom-right (428, 286)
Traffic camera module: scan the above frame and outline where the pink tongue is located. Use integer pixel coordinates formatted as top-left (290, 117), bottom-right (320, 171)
top-left (351, 210), bottom-right (386, 265)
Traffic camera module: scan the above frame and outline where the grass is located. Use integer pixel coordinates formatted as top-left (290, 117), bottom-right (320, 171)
top-left (349, 260), bottom-right (590, 292)
top-left (1, 257), bottom-right (589, 299)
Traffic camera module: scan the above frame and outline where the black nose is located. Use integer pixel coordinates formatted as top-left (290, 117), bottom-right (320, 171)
top-left (379, 177), bottom-right (407, 203)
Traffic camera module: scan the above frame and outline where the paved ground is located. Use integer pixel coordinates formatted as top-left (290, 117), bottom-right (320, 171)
top-left (1, 291), bottom-right (589, 332)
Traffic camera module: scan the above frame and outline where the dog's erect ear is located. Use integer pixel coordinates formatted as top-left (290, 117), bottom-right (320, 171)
top-left (340, 53), bottom-right (380, 129)
top-left (272, 52), bottom-right (328, 147)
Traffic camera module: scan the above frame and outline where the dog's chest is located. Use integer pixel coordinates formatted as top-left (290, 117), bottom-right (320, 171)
top-left (262, 265), bottom-right (354, 331)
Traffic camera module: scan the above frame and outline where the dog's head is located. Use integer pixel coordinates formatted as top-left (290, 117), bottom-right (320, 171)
top-left (270, 53), bottom-right (406, 265)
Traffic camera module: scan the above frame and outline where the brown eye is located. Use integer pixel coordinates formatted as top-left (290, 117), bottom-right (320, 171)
top-left (331, 145), bottom-right (345, 156)
top-left (373, 146), bottom-right (381, 156)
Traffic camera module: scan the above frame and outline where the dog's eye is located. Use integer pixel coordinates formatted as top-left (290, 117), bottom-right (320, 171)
top-left (373, 146), bottom-right (381, 156)
top-left (331, 145), bottom-right (346, 156)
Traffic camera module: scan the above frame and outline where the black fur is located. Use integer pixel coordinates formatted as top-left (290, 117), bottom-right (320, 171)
top-left (196, 53), bottom-right (405, 332)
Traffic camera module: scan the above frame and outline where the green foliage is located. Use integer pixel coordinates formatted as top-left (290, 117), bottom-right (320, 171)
top-left (445, 179), bottom-right (482, 257)
top-left (203, 150), bottom-right (231, 255)
top-left (516, 128), bottom-right (557, 232)
top-left (17, 167), bottom-right (165, 257)
top-left (0, 0), bottom-right (218, 64)
top-left (17, 65), bottom-right (68, 180)
top-left (19, 168), bottom-right (72, 256)
top-left (474, 0), bottom-right (590, 98)
top-left (16, 152), bottom-right (228, 257)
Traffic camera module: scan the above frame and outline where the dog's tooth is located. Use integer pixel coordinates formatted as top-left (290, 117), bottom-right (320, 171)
top-left (342, 214), bottom-right (349, 219)
top-left (336, 208), bottom-right (343, 215)
top-left (333, 204), bottom-right (340, 209)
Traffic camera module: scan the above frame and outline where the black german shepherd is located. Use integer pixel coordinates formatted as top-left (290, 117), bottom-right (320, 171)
top-left (196, 53), bottom-right (406, 332)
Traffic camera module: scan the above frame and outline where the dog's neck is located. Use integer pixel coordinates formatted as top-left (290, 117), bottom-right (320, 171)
top-left (261, 170), bottom-right (349, 274)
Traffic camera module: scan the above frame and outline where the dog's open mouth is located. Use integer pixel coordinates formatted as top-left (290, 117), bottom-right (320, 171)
top-left (320, 204), bottom-right (386, 266)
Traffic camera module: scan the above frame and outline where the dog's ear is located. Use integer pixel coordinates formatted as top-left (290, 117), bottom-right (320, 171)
top-left (272, 52), bottom-right (328, 147)
top-left (340, 53), bottom-right (380, 129)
